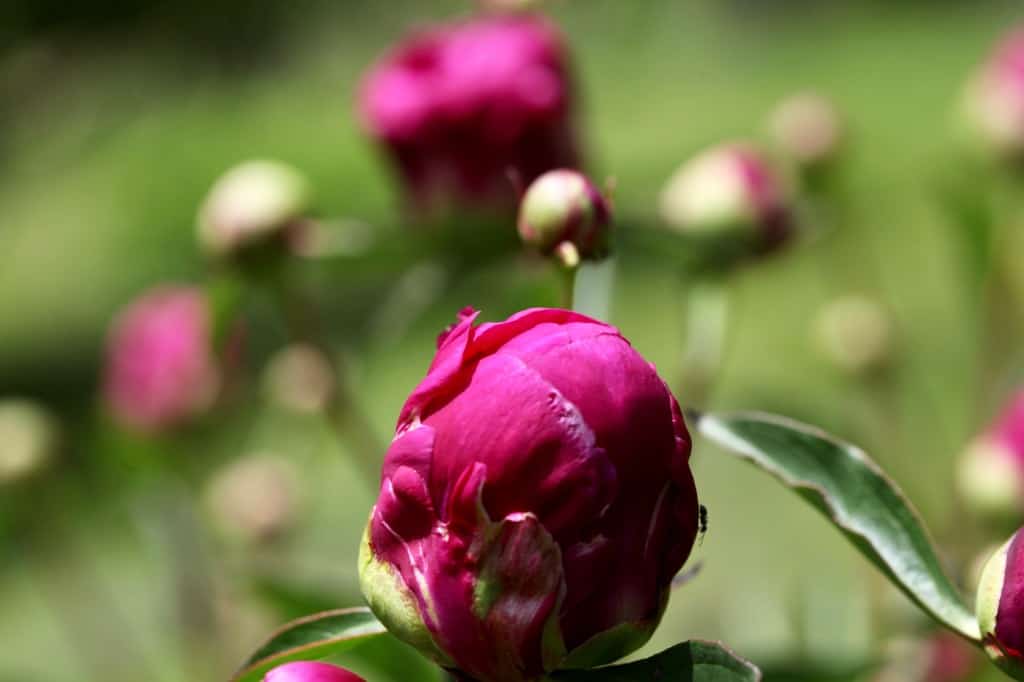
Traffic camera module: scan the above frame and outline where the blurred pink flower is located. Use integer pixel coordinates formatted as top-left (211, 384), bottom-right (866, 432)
top-left (959, 391), bottom-right (1024, 520)
top-left (359, 15), bottom-right (580, 211)
top-left (965, 28), bottom-right (1024, 158)
top-left (264, 661), bottom-right (365, 682)
top-left (103, 285), bottom-right (219, 433)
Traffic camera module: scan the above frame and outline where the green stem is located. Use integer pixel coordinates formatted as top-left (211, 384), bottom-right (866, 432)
top-left (677, 273), bottom-right (731, 406)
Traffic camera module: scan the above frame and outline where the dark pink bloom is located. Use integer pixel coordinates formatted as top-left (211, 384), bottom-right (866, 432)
top-left (358, 15), bottom-right (579, 210)
top-left (359, 308), bottom-right (699, 682)
top-left (978, 527), bottom-right (1024, 678)
top-left (103, 286), bottom-right (218, 433)
top-left (264, 661), bottom-right (365, 682)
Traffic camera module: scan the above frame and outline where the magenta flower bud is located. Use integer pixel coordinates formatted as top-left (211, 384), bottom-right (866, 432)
top-left (659, 143), bottom-right (793, 253)
top-left (359, 308), bottom-right (699, 682)
top-left (959, 392), bottom-right (1024, 521)
top-left (770, 92), bottom-right (845, 172)
top-left (977, 527), bottom-right (1024, 679)
top-left (103, 286), bottom-right (219, 433)
top-left (197, 160), bottom-right (311, 258)
top-left (964, 28), bottom-right (1024, 161)
top-left (517, 169), bottom-right (611, 260)
top-left (263, 661), bottom-right (365, 682)
top-left (358, 15), bottom-right (579, 210)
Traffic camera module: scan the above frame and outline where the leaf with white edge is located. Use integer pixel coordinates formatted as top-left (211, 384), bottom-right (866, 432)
top-left (692, 410), bottom-right (980, 642)
top-left (232, 607), bottom-right (387, 682)
top-left (552, 640), bottom-right (760, 681)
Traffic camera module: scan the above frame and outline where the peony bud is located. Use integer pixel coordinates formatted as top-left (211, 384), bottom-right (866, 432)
top-left (963, 28), bottom-right (1024, 161)
top-left (769, 92), bottom-right (845, 173)
top-left (812, 295), bottom-right (894, 375)
top-left (977, 527), bottom-right (1024, 679)
top-left (659, 143), bottom-right (793, 253)
top-left (517, 169), bottom-right (611, 260)
top-left (197, 160), bottom-right (311, 258)
top-left (359, 308), bottom-right (699, 682)
top-left (263, 661), bottom-right (365, 682)
top-left (0, 399), bottom-right (59, 484)
top-left (103, 285), bottom-right (219, 433)
top-left (263, 343), bottom-right (336, 414)
top-left (959, 392), bottom-right (1024, 521)
top-left (358, 15), bottom-right (579, 210)
top-left (205, 453), bottom-right (298, 545)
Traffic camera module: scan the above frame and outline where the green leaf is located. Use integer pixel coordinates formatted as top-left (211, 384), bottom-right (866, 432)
top-left (231, 607), bottom-right (388, 682)
top-left (551, 640), bottom-right (760, 681)
top-left (692, 410), bottom-right (980, 642)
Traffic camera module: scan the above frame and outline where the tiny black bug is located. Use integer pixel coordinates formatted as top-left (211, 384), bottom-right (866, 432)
top-left (698, 504), bottom-right (708, 545)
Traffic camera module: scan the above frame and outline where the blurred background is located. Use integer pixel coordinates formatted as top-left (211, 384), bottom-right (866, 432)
top-left (3, 0), bottom-right (1024, 680)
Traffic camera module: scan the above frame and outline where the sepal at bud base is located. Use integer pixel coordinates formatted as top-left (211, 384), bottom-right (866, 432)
top-left (976, 528), bottom-right (1024, 679)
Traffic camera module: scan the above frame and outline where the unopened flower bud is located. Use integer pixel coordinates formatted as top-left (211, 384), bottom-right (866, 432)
top-left (0, 399), bottom-right (58, 484)
top-left (360, 308), bottom-right (699, 682)
top-left (770, 92), bottom-right (845, 173)
top-left (263, 344), bottom-right (336, 414)
top-left (976, 527), bottom-right (1024, 679)
top-left (206, 453), bottom-right (298, 544)
top-left (264, 661), bottom-right (365, 682)
top-left (517, 169), bottom-right (610, 260)
top-left (659, 143), bottom-right (793, 253)
top-left (959, 392), bottom-right (1024, 521)
top-left (198, 160), bottom-right (311, 258)
top-left (103, 286), bottom-right (219, 433)
top-left (813, 295), bottom-right (894, 375)
top-left (962, 28), bottom-right (1024, 161)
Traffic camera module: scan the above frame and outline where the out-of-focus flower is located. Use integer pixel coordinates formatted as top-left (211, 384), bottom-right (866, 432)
top-left (770, 92), bottom-right (845, 173)
top-left (358, 15), bottom-right (579, 210)
top-left (812, 295), bottom-right (894, 375)
top-left (0, 399), bottom-right (59, 484)
top-left (959, 392), bottom-right (1024, 521)
top-left (517, 169), bottom-right (611, 260)
top-left (872, 632), bottom-right (979, 682)
top-left (359, 308), bottom-right (699, 682)
top-left (659, 143), bottom-right (793, 254)
top-left (263, 661), bottom-right (365, 682)
top-left (977, 527), bottom-right (1024, 679)
top-left (198, 160), bottom-right (311, 258)
top-left (103, 286), bottom-right (219, 433)
top-left (263, 344), bottom-right (336, 414)
top-left (205, 453), bottom-right (298, 545)
top-left (963, 28), bottom-right (1024, 161)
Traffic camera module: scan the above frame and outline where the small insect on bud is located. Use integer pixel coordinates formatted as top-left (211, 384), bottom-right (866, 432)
top-left (959, 392), bottom-right (1024, 522)
top-left (770, 92), bottom-right (845, 174)
top-left (263, 661), bottom-right (365, 682)
top-left (517, 169), bottom-right (611, 261)
top-left (0, 399), bottom-right (59, 485)
top-left (976, 527), bottom-right (1024, 679)
top-left (812, 295), bottom-right (894, 375)
top-left (659, 143), bottom-right (793, 255)
top-left (197, 160), bottom-right (311, 259)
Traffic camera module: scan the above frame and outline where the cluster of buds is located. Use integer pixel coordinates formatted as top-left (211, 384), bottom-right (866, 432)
top-left (977, 527), bottom-right (1024, 679)
top-left (103, 285), bottom-right (220, 433)
top-left (958, 391), bottom-right (1024, 522)
top-left (358, 15), bottom-right (579, 210)
top-left (963, 27), bottom-right (1024, 161)
top-left (359, 308), bottom-right (699, 682)
top-left (517, 169), bottom-right (611, 266)
top-left (659, 143), bottom-right (793, 257)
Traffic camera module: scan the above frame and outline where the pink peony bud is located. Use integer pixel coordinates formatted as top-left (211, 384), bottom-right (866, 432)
top-left (358, 15), bottom-right (579, 210)
top-left (964, 28), bottom-right (1024, 160)
top-left (959, 392), bottom-right (1024, 521)
top-left (0, 399), bottom-right (59, 484)
top-left (769, 92), bottom-right (845, 173)
top-left (103, 286), bottom-right (219, 433)
top-left (977, 527), bottom-right (1024, 679)
top-left (263, 661), bottom-right (365, 682)
top-left (359, 308), bottom-right (699, 682)
top-left (517, 169), bottom-right (611, 260)
top-left (659, 143), bottom-right (793, 253)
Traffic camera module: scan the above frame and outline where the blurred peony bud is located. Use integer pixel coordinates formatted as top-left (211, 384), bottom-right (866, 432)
top-left (359, 308), bottom-right (699, 682)
top-left (769, 92), bottom-right (845, 173)
top-left (263, 344), bottom-right (336, 414)
top-left (205, 453), bottom-right (298, 545)
top-left (659, 143), bottom-right (793, 253)
top-left (0, 399), bottom-right (59, 484)
top-left (198, 160), bottom-right (311, 258)
top-left (517, 169), bottom-right (611, 260)
top-left (812, 295), bottom-right (894, 375)
top-left (959, 392), bottom-right (1024, 521)
top-left (103, 286), bottom-right (219, 433)
top-left (977, 527), bottom-right (1024, 679)
top-left (872, 632), bottom-right (979, 682)
top-left (963, 28), bottom-right (1024, 161)
top-left (264, 661), bottom-right (365, 682)
top-left (358, 15), bottom-right (579, 211)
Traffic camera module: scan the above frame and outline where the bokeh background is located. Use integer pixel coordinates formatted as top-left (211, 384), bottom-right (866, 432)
top-left (3, 1), bottom-right (1024, 680)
